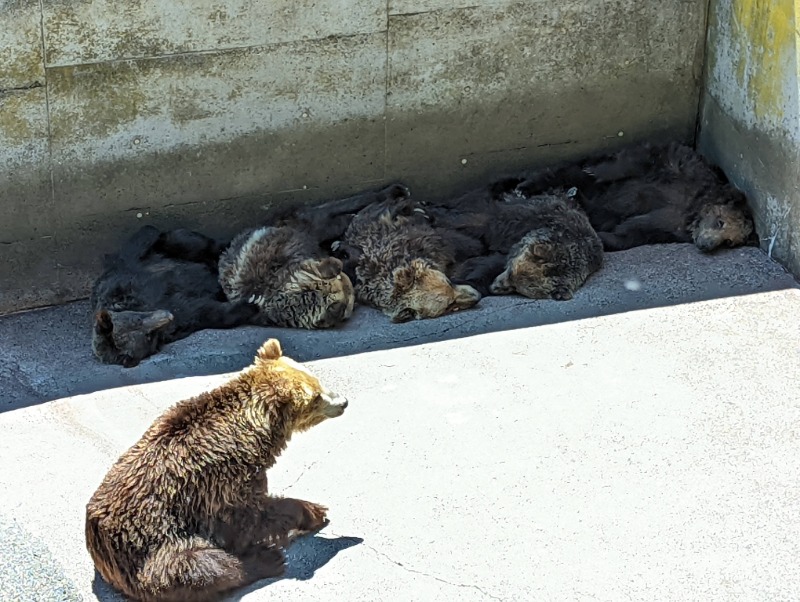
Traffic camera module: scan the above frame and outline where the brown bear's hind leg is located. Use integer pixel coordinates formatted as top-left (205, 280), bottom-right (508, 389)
top-left (137, 536), bottom-right (285, 602)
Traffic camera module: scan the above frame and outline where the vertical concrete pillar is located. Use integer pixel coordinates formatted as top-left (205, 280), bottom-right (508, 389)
top-left (699, 0), bottom-right (800, 276)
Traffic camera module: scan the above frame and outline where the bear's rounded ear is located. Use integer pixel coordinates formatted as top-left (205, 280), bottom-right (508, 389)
top-left (392, 264), bottom-right (416, 295)
top-left (316, 256), bottom-right (343, 280)
top-left (94, 309), bottom-right (114, 334)
top-left (256, 338), bottom-right (283, 362)
top-left (531, 243), bottom-right (551, 261)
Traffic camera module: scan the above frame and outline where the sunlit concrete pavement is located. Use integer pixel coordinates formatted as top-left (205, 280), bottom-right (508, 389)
top-left (1, 243), bottom-right (799, 601)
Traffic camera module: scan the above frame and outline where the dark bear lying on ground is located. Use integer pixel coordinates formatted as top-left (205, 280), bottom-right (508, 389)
top-left (423, 183), bottom-right (604, 300)
top-left (334, 195), bottom-right (482, 323)
top-left (511, 141), bottom-right (757, 252)
top-left (91, 226), bottom-right (258, 368)
top-left (218, 183), bottom-right (411, 329)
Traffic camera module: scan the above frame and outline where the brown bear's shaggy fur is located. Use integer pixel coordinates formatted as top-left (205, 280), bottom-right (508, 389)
top-left (86, 339), bottom-right (347, 602)
top-left (337, 197), bottom-right (482, 322)
top-left (426, 187), bottom-right (604, 300)
top-left (264, 182), bottom-right (413, 249)
top-left (218, 226), bottom-right (355, 329)
top-left (489, 195), bottom-right (604, 300)
top-left (511, 141), bottom-right (757, 252)
top-left (218, 183), bottom-right (414, 329)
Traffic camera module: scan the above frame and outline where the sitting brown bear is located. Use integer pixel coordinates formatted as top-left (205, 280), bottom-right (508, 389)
top-left (511, 141), bottom-right (757, 252)
top-left (426, 187), bottom-right (604, 300)
top-left (336, 197), bottom-right (482, 322)
top-left (85, 339), bottom-right (347, 602)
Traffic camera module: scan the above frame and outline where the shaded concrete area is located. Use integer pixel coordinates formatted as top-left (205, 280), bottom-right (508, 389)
top-left (0, 243), bottom-right (798, 601)
top-left (1, 244), bottom-right (797, 411)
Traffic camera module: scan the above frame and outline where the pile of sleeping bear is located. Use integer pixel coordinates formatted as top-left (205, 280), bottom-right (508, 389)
top-left (91, 141), bottom-right (758, 367)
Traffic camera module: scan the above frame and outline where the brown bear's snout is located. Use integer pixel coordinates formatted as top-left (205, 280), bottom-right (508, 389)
top-left (321, 392), bottom-right (349, 418)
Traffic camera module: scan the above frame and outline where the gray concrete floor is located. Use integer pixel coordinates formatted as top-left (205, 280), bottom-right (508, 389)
top-left (1, 243), bottom-right (799, 601)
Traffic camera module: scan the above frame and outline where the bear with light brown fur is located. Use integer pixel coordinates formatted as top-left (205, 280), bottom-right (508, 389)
top-left (85, 339), bottom-right (347, 602)
top-left (335, 196), bottom-right (482, 323)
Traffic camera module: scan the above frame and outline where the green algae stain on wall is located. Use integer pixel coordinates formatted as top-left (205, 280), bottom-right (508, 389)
top-left (729, 0), bottom-right (797, 122)
top-left (0, 94), bottom-right (33, 146)
top-left (48, 63), bottom-right (152, 142)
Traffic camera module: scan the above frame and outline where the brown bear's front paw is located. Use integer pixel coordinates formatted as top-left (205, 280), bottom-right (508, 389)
top-left (297, 501), bottom-right (329, 534)
top-left (550, 287), bottom-right (574, 301)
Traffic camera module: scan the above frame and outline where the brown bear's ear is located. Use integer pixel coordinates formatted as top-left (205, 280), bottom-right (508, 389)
top-left (255, 338), bottom-right (283, 362)
top-left (490, 268), bottom-right (515, 295)
top-left (94, 309), bottom-right (114, 334)
top-left (141, 309), bottom-right (174, 333)
top-left (392, 264), bottom-right (417, 295)
top-left (315, 256), bottom-right (343, 280)
top-left (531, 243), bottom-right (551, 262)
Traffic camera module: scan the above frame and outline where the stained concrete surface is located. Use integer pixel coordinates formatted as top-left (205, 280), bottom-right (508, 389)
top-left (0, 244), bottom-right (799, 600)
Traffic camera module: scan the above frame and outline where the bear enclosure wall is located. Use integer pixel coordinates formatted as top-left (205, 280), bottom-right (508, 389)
top-left (698, 0), bottom-right (800, 276)
top-left (1, 0), bottom-right (709, 314)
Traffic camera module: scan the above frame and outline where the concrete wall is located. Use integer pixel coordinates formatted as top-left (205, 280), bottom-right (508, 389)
top-left (699, 0), bottom-right (800, 276)
top-left (0, 0), bottom-right (709, 314)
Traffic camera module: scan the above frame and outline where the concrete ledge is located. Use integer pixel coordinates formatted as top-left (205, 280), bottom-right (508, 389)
top-left (0, 244), bottom-right (798, 601)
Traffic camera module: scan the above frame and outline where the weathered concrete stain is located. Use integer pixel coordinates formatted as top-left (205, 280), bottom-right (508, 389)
top-left (48, 34), bottom-right (386, 169)
top-left (0, 86), bottom-right (53, 242)
top-left (0, 92), bottom-right (35, 145)
top-left (730, 0), bottom-right (796, 122)
top-left (699, 0), bottom-right (800, 278)
top-left (42, 0), bottom-right (385, 66)
top-left (48, 63), bottom-right (151, 141)
top-left (0, 0), bottom-right (46, 89)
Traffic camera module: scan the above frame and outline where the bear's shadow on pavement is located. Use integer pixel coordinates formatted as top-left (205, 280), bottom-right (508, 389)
top-left (90, 534), bottom-right (364, 601)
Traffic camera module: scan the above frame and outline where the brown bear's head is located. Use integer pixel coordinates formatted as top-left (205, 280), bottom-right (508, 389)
top-left (489, 228), bottom-right (603, 301)
top-left (690, 192), bottom-right (755, 252)
top-left (388, 258), bottom-right (482, 323)
top-left (249, 339), bottom-right (348, 432)
top-left (92, 308), bottom-right (174, 367)
top-left (257, 257), bottom-right (355, 329)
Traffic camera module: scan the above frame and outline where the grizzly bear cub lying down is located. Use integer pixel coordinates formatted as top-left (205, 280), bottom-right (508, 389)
top-left (424, 185), bottom-right (604, 301)
top-left (91, 226), bottom-right (258, 367)
top-left (335, 196), bottom-right (482, 322)
top-left (218, 183), bottom-right (412, 329)
top-left (219, 226), bottom-right (355, 329)
top-left (86, 339), bottom-right (346, 602)
top-left (512, 141), bottom-right (756, 252)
